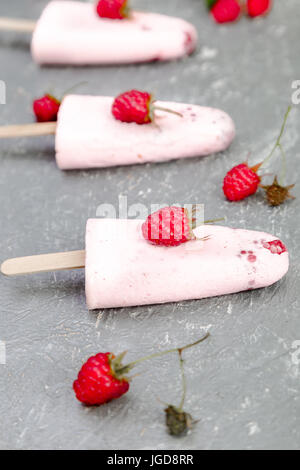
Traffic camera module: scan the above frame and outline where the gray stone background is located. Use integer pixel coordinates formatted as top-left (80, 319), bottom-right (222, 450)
top-left (0, 0), bottom-right (299, 451)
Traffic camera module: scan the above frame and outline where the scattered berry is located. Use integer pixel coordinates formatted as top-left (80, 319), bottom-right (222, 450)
top-left (224, 107), bottom-right (295, 205)
top-left (142, 206), bottom-right (195, 247)
top-left (247, 0), bottom-right (272, 18)
top-left (223, 163), bottom-right (261, 201)
top-left (74, 333), bottom-right (210, 412)
top-left (262, 176), bottom-right (295, 206)
top-left (210, 0), bottom-right (241, 24)
top-left (96, 0), bottom-right (129, 19)
top-left (73, 352), bottom-right (130, 406)
top-left (112, 90), bottom-right (182, 125)
top-left (262, 240), bottom-right (287, 255)
top-left (33, 94), bottom-right (60, 122)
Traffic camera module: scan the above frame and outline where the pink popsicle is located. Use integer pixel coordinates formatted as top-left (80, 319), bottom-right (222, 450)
top-left (85, 219), bottom-right (289, 310)
top-left (31, 1), bottom-right (198, 65)
top-left (55, 95), bottom-right (235, 169)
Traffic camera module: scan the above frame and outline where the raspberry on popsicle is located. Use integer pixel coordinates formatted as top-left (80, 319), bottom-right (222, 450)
top-left (112, 90), bottom-right (183, 125)
top-left (0, 94), bottom-right (236, 170)
top-left (96, 0), bottom-right (130, 20)
top-left (0, 219), bottom-right (289, 310)
top-left (0, 1), bottom-right (198, 65)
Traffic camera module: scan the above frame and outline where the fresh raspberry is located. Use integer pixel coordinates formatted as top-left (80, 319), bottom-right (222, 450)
top-left (73, 333), bottom-right (210, 412)
top-left (247, 0), bottom-right (272, 18)
top-left (33, 94), bottom-right (60, 122)
top-left (262, 240), bottom-right (287, 255)
top-left (112, 90), bottom-right (183, 125)
top-left (73, 353), bottom-right (129, 406)
top-left (112, 90), bottom-right (152, 125)
top-left (142, 206), bottom-right (195, 247)
top-left (96, 0), bottom-right (129, 19)
top-left (223, 163), bottom-right (261, 201)
top-left (210, 0), bottom-right (241, 24)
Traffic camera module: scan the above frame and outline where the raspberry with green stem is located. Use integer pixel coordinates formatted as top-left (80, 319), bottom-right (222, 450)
top-left (112, 90), bottom-right (183, 125)
top-left (74, 333), bottom-right (210, 406)
top-left (223, 106), bottom-right (295, 203)
top-left (33, 82), bottom-right (87, 122)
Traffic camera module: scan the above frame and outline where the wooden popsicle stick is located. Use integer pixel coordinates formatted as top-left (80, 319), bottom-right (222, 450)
top-left (0, 122), bottom-right (57, 139)
top-left (0, 17), bottom-right (36, 33)
top-left (1, 251), bottom-right (86, 276)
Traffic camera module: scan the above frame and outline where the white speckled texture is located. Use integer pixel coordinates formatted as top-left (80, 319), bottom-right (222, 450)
top-left (85, 219), bottom-right (289, 309)
top-left (0, 0), bottom-right (300, 452)
top-left (31, 1), bottom-right (198, 65)
top-left (55, 95), bottom-right (235, 169)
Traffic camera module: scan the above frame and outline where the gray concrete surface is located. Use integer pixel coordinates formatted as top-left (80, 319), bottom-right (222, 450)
top-left (0, 0), bottom-right (299, 450)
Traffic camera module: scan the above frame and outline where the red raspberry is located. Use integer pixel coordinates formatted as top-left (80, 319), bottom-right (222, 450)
top-left (142, 206), bottom-right (195, 247)
top-left (112, 90), bottom-right (152, 124)
top-left (96, 0), bottom-right (129, 20)
top-left (223, 163), bottom-right (261, 201)
top-left (73, 353), bottom-right (129, 406)
top-left (73, 333), bottom-right (210, 411)
top-left (211, 0), bottom-right (241, 24)
top-left (262, 240), bottom-right (287, 255)
top-left (33, 94), bottom-right (60, 122)
top-left (112, 90), bottom-right (182, 125)
top-left (247, 0), bottom-right (272, 18)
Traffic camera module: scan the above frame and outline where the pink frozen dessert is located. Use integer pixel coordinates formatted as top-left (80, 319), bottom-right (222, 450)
top-left (31, 1), bottom-right (198, 65)
top-left (85, 219), bottom-right (289, 309)
top-left (55, 95), bottom-right (235, 169)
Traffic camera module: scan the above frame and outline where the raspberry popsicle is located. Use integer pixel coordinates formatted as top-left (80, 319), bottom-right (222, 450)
top-left (0, 1), bottom-right (198, 65)
top-left (1, 219), bottom-right (289, 310)
top-left (85, 219), bottom-right (289, 309)
top-left (56, 95), bottom-right (235, 169)
top-left (0, 94), bottom-right (236, 170)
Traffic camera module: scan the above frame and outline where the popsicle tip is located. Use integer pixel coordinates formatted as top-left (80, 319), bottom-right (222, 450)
top-left (1, 258), bottom-right (13, 276)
